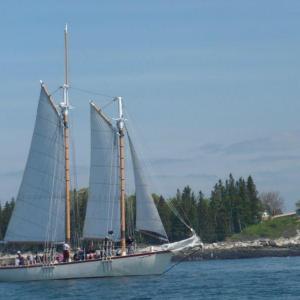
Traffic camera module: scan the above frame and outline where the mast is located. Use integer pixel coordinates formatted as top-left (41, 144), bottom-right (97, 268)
top-left (61, 24), bottom-right (71, 244)
top-left (116, 96), bottom-right (126, 256)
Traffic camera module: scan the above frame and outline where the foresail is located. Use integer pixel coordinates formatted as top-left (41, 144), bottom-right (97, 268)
top-left (4, 85), bottom-right (65, 242)
top-left (83, 103), bottom-right (120, 240)
top-left (128, 134), bottom-right (168, 241)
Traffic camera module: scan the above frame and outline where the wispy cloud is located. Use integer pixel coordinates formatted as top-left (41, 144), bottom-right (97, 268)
top-left (248, 154), bottom-right (300, 163)
top-left (197, 143), bottom-right (224, 154)
top-left (184, 173), bottom-right (219, 181)
top-left (150, 157), bottom-right (192, 166)
top-left (196, 132), bottom-right (300, 157)
top-left (156, 172), bottom-right (218, 181)
top-left (0, 170), bottom-right (23, 177)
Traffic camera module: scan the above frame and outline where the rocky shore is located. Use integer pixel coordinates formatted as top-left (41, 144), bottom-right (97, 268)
top-left (173, 233), bottom-right (300, 261)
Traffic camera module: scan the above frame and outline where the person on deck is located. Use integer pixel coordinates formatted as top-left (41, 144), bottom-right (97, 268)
top-left (127, 236), bottom-right (135, 254)
top-left (35, 252), bottom-right (42, 264)
top-left (16, 251), bottom-right (25, 266)
top-left (63, 242), bottom-right (70, 262)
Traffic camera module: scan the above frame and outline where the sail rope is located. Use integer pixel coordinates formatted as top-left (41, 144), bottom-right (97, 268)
top-left (44, 124), bottom-right (59, 247)
top-left (112, 134), bottom-right (120, 239)
top-left (49, 86), bottom-right (62, 97)
top-left (106, 129), bottom-right (116, 236)
top-left (162, 247), bottom-right (203, 275)
top-left (127, 195), bottom-right (135, 239)
top-left (70, 86), bottom-right (114, 100)
top-left (44, 119), bottom-right (63, 263)
top-left (69, 111), bottom-right (81, 248)
top-left (166, 200), bottom-right (192, 230)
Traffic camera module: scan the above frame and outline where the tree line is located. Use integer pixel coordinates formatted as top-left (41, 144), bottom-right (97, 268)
top-left (155, 174), bottom-right (262, 242)
top-left (0, 174), bottom-right (281, 243)
top-left (0, 199), bottom-right (15, 240)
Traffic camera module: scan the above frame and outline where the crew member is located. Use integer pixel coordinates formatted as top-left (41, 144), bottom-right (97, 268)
top-left (63, 242), bottom-right (70, 262)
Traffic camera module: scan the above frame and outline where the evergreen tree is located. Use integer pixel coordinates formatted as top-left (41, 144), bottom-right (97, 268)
top-left (246, 176), bottom-right (262, 224)
top-left (156, 195), bottom-right (172, 237)
top-left (197, 191), bottom-right (211, 242)
top-left (0, 203), bottom-right (2, 240)
top-left (1, 198), bottom-right (15, 238)
top-left (181, 186), bottom-right (197, 230)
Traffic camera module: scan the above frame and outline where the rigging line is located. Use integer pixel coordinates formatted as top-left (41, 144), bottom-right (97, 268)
top-left (69, 112), bottom-right (80, 246)
top-left (166, 200), bottom-right (191, 230)
top-left (162, 247), bottom-right (203, 275)
top-left (71, 86), bottom-right (116, 110)
top-left (106, 134), bottom-right (115, 235)
top-left (44, 126), bottom-right (60, 251)
top-left (49, 127), bottom-right (64, 245)
top-left (49, 86), bottom-right (62, 97)
top-left (176, 202), bottom-right (193, 228)
top-left (70, 86), bottom-right (114, 99)
top-left (49, 122), bottom-right (65, 248)
top-left (109, 133), bottom-right (118, 234)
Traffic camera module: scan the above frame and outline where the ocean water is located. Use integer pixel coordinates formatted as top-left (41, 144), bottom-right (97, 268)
top-left (0, 257), bottom-right (300, 299)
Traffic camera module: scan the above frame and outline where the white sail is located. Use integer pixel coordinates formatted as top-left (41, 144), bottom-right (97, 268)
top-left (4, 85), bottom-right (65, 242)
top-left (128, 135), bottom-right (168, 241)
top-left (83, 102), bottom-right (120, 240)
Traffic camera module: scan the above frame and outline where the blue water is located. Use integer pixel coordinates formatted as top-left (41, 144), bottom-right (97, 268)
top-left (1, 257), bottom-right (300, 299)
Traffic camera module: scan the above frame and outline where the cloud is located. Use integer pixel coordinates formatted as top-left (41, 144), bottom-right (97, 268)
top-left (184, 173), bottom-right (219, 181)
top-left (225, 132), bottom-right (300, 155)
top-left (0, 170), bottom-right (23, 177)
top-left (196, 132), bottom-right (300, 157)
top-left (156, 172), bottom-right (218, 181)
top-left (150, 157), bottom-right (192, 165)
top-left (248, 154), bottom-right (300, 163)
top-left (197, 143), bottom-right (224, 154)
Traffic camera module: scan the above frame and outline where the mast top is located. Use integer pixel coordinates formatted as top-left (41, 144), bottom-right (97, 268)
top-left (114, 96), bottom-right (125, 132)
top-left (60, 24), bottom-right (70, 113)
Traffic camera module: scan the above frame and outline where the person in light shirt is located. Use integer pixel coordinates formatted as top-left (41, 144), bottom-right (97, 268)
top-left (63, 242), bottom-right (70, 262)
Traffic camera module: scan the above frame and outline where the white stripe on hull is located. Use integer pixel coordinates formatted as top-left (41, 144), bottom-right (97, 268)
top-left (0, 251), bottom-right (172, 282)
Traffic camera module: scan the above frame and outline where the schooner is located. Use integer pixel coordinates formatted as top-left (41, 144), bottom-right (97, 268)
top-left (0, 26), bottom-right (201, 282)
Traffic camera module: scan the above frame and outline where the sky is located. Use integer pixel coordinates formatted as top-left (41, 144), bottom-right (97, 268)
top-left (1, 1), bottom-right (300, 210)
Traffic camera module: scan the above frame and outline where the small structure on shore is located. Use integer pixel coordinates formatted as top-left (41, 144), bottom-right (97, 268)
top-left (262, 211), bottom-right (270, 221)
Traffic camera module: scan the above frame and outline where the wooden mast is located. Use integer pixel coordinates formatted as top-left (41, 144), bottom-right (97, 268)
top-left (116, 97), bottom-right (126, 256)
top-left (62, 24), bottom-right (71, 244)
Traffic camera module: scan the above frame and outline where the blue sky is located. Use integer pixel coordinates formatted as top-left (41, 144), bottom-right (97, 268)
top-left (1, 1), bottom-right (300, 210)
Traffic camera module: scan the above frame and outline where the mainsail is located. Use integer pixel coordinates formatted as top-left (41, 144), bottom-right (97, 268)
top-left (5, 85), bottom-right (65, 242)
top-left (83, 102), bottom-right (120, 240)
top-left (128, 134), bottom-right (168, 241)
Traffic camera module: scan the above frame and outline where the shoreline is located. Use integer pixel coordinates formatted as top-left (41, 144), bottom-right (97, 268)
top-left (173, 235), bottom-right (300, 261)
top-left (173, 246), bottom-right (300, 261)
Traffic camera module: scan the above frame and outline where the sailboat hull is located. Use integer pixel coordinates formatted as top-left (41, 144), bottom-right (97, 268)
top-left (0, 250), bottom-right (172, 282)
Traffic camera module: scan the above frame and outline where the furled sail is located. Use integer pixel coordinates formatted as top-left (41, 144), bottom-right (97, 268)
top-left (4, 85), bottom-right (65, 242)
top-left (83, 102), bottom-right (120, 240)
top-left (128, 134), bottom-right (168, 241)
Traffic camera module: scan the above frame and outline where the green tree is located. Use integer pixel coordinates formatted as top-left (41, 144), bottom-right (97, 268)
top-left (1, 198), bottom-right (15, 238)
top-left (246, 176), bottom-right (262, 224)
top-left (197, 191), bottom-right (211, 242)
top-left (156, 195), bottom-right (172, 237)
